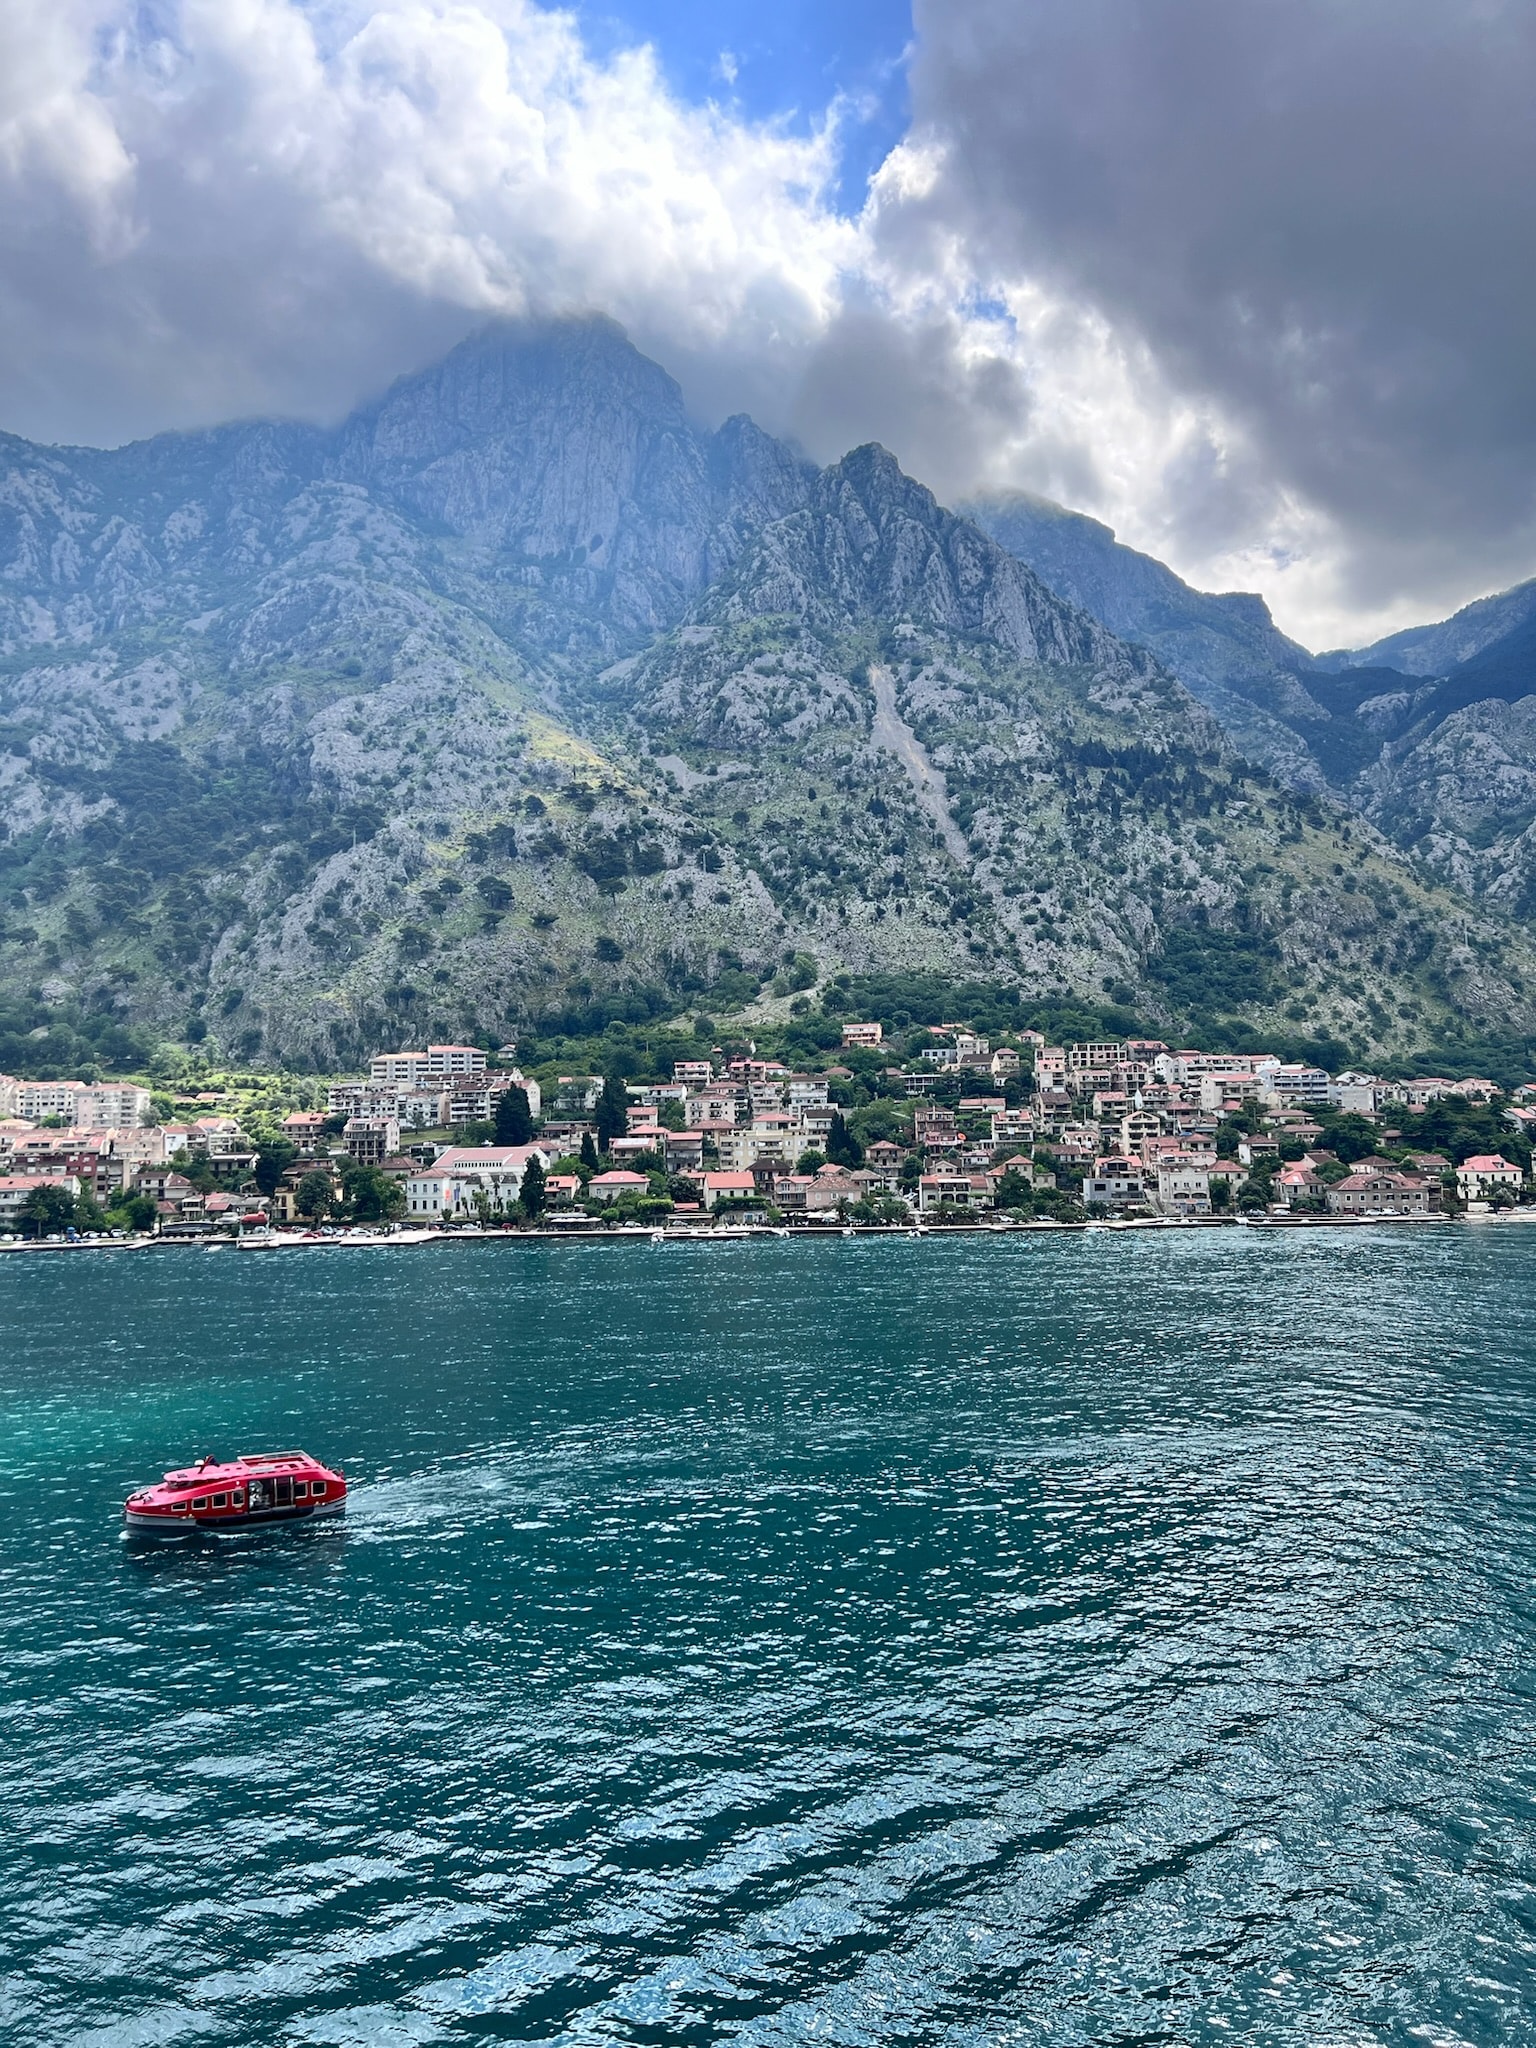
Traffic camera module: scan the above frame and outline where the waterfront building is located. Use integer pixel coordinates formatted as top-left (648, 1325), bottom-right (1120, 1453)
top-left (1083, 1157), bottom-right (1148, 1209)
top-left (587, 1170), bottom-right (650, 1205)
top-left (1154, 1156), bottom-right (1212, 1217)
top-left (1456, 1154), bottom-right (1524, 1201)
top-left (425, 1145), bottom-right (552, 1210)
top-left (0, 1173), bottom-right (81, 1225)
top-left (1327, 1170), bottom-right (1436, 1216)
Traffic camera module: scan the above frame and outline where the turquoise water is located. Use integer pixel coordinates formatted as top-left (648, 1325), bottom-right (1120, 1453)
top-left (3, 1229), bottom-right (1536, 2045)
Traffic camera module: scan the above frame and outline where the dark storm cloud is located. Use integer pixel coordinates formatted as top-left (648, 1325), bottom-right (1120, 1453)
top-left (907, 0), bottom-right (1536, 608)
top-left (785, 299), bottom-right (1035, 502)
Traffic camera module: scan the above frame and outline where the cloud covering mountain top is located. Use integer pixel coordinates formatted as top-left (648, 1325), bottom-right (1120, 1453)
top-left (3, 0), bottom-right (1535, 650)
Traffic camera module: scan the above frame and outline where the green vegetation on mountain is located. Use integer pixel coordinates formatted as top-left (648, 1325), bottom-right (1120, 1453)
top-left (2, 317), bottom-right (1536, 1076)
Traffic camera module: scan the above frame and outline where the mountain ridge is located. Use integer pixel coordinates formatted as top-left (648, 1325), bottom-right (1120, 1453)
top-left (2, 315), bottom-right (1535, 1073)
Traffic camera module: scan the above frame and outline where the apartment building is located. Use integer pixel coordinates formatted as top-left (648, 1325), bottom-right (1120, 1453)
top-left (371, 1044), bottom-right (487, 1086)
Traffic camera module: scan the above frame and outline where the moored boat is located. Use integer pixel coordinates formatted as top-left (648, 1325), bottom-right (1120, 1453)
top-left (124, 1450), bottom-right (346, 1533)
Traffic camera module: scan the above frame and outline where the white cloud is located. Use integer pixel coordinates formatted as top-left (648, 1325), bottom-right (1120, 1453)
top-left (0, 0), bottom-right (1529, 649)
top-left (0, 0), bottom-right (860, 443)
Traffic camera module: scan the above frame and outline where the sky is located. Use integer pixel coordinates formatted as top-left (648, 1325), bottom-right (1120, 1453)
top-left (2, 0), bottom-right (1535, 652)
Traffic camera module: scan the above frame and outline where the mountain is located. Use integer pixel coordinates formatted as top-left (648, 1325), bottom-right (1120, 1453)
top-left (961, 489), bottom-right (1356, 788)
top-left (1325, 578), bottom-right (1536, 678)
top-left (964, 488), bottom-right (1536, 925)
top-left (2, 316), bottom-right (1535, 1075)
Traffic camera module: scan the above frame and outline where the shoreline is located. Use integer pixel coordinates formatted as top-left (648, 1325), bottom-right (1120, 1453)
top-left (3, 1210), bottom-right (1523, 1253)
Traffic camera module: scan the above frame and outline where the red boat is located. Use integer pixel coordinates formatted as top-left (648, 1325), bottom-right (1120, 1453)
top-left (124, 1450), bottom-right (347, 1533)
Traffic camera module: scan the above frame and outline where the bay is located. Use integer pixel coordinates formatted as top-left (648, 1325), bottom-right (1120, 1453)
top-left (3, 1228), bottom-right (1536, 2045)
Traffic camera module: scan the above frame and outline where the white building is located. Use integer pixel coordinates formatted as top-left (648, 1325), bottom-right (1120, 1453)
top-left (404, 1169), bottom-right (464, 1220)
top-left (1259, 1064), bottom-right (1332, 1105)
top-left (393, 1089), bottom-right (451, 1129)
top-left (1197, 1072), bottom-right (1264, 1112)
top-left (1154, 1156), bottom-right (1212, 1217)
top-left (406, 1145), bottom-right (552, 1216)
top-left (371, 1044), bottom-right (487, 1086)
top-left (716, 1122), bottom-right (799, 1173)
top-left (328, 1081), bottom-right (408, 1117)
top-left (1330, 1072), bottom-right (1384, 1114)
top-left (1456, 1154), bottom-right (1524, 1201)
top-left (13, 1081), bottom-right (87, 1122)
top-left (0, 1173), bottom-right (80, 1224)
top-left (65, 1085), bottom-right (152, 1129)
top-left (1083, 1157), bottom-right (1149, 1209)
top-left (990, 1109), bottom-right (1035, 1147)
top-left (1153, 1050), bottom-right (1277, 1087)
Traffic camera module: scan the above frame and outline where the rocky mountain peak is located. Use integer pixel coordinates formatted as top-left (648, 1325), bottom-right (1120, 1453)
top-left (328, 316), bottom-right (812, 637)
top-left (712, 441), bottom-right (1114, 669)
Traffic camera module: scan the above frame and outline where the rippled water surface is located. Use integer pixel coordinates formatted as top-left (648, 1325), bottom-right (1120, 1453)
top-left (4, 1229), bottom-right (1536, 2045)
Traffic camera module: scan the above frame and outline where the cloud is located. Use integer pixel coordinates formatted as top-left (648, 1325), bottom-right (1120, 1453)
top-left (899, 0), bottom-right (1536, 640)
top-left (0, 0), bottom-right (858, 445)
top-left (2, 0), bottom-right (1536, 648)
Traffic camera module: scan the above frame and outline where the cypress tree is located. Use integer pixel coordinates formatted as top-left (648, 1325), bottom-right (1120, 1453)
top-left (826, 1111), bottom-right (863, 1167)
top-left (494, 1084), bottom-right (533, 1146)
top-left (595, 1074), bottom-right (628, 1151)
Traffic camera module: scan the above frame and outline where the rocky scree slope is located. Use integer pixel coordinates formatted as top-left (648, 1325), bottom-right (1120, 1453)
top-left (0, 318), bottom-right (1533, 1068)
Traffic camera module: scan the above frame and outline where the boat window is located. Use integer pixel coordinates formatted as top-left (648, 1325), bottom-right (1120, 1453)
top-left (274, 1478), bottom-right (293, 1506)
top-left (231, 1491), bottom-right (244, 1507)
top-left (192, 1498), bottom-right (208, 1511)
top-left (292, 1481), bottom-right (308, 1497)
top-left (212, 1494), bottom-right (227, 1508)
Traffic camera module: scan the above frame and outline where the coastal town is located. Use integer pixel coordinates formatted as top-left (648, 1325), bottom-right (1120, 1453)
top-left (1, 1019), bottom-right (1532, 1244)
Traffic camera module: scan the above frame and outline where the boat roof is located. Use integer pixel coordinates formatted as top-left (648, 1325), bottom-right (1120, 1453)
top-left (160, 1449), bottom-right (325, 1483)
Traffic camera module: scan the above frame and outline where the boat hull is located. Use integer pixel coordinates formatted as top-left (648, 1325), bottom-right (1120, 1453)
top-left (124, 1498), bottom-right (347, 1534)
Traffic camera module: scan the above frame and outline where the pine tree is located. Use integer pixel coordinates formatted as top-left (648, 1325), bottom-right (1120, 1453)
top-left (520, 1155), bottom-right (547, 1218)
top-left (580, 1131), bottom-right (600, 1173)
